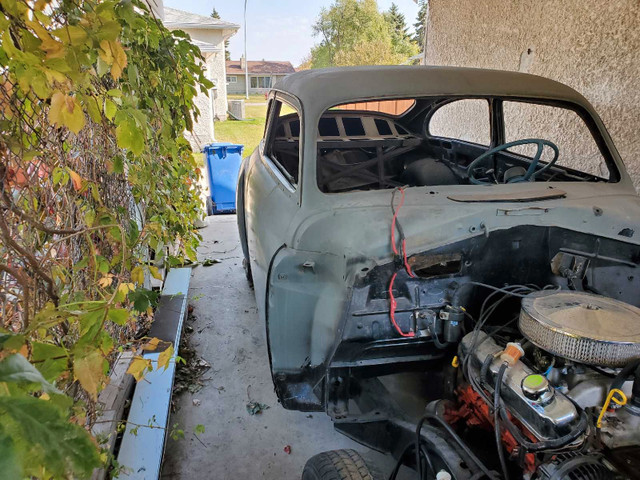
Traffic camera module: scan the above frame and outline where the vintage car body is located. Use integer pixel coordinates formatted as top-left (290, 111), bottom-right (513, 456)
top-left (237, 66), bottom-right (640, 478)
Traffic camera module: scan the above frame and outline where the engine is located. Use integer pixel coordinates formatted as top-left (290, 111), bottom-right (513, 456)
top-left (451, 290), bottom-right (640, 479)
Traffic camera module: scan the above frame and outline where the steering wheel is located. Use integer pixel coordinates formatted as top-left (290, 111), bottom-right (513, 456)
top-left (467, 139), bottom-right (560, 185)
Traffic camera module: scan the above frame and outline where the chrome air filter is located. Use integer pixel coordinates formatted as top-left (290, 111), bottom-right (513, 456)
top-left (519, 291), bottom-right (640, 367)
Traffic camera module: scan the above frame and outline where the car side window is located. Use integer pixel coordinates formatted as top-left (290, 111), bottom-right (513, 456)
top-left (429, 99), bottom-right (491, 146)
top-left (265, 99), bottom-right (300, 187)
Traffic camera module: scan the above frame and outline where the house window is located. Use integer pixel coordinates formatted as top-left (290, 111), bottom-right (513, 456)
top-left (227, 76), bottom-right (237, 83)
top-left (250, 76), bottom-right (272, 89)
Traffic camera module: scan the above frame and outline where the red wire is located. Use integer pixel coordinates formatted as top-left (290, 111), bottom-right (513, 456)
top-left (390, 188), bottom-right (404, 256)
top-left (391, 188), bottom-right (415, 277)
top-left (402, 239), bottom-right (415, 278)
top-left (388, 272), bottom-right (415, 338)
top-left (389, 188), bottom-right (416, 337)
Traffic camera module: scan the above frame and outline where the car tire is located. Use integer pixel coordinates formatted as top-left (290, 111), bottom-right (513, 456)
top-left (301, 450), bottom-right (375, 480)
top-left (206, 196), bottom-right (214, 216)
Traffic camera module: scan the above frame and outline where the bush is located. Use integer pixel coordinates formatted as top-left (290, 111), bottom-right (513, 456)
top-left (0, 0), bottom-right (211, 476)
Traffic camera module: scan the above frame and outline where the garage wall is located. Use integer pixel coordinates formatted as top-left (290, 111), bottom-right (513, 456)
top-left (425, 0), bottom-right (640, 187)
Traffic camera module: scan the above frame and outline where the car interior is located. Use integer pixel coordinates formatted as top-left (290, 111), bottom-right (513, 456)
top-left (269, 97), bottom-right (617, 193)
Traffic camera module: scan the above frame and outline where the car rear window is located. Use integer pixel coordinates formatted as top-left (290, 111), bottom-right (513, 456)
top-left (375, 118), bottom-right (393, 136)
top-left (342, 117), bottom-right (365, 136)
top-left (319, 117), bottom-right (340, 137)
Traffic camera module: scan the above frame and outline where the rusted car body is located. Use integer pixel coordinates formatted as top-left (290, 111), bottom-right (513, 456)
top-left (237, 66), bottom-right (640, 479)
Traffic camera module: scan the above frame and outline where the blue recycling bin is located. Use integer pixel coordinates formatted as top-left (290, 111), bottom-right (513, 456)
top-left (203, 142), bottom-right (244, 215)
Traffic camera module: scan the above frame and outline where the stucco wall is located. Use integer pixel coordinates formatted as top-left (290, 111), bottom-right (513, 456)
top-left (426, 0), bottom-right (640, 186)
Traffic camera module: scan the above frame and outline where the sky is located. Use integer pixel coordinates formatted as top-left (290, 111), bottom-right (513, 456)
top-left (162, 0), bottom-right (421, 66)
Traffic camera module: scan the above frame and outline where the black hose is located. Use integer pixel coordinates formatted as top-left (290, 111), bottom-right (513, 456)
top-left (494, 363), bottom-right (510, 480)
top-left (415, 417), bottom-right (435, 480)
top-left (611, 358), bottom-right (640, 391)
top-left (388, 443), bottom-right (413, 480)
top-left (420, 446), bottom-right (435, 479)
top-left (416, 417), bottom-right (425, 480)
top-left (423, 413), bottom-right (500, 480)
top-left (388, 442), bottom-right (433, 480)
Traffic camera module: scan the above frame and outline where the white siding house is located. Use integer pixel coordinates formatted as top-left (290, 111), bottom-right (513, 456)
top-left (161, 7), bottom-right (239, 149)
top-left (226, 58), bottom-right (295, 96)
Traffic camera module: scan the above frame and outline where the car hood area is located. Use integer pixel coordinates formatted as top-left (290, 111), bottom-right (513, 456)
top-left (291, 186), bottom-right (640, 265)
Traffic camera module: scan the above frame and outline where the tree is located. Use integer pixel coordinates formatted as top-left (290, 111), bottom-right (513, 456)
top-left (310, 0), bottom-right (416, 68)
top-left (385, 3), bottom-right (408, 39)
top-left (211, 7), bottom-right (231, 60)
top-left (298, 54), bottom-right (313, 71)
top-left (413, 0), bottom-right (428, 49)
top-left (384, 3), bottom-right (419, 59)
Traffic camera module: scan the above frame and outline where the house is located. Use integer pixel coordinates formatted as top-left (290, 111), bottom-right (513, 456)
top-left (157, 5), bottom-right (239, 148)
top-left (226, 58), bottom-right (296, 95)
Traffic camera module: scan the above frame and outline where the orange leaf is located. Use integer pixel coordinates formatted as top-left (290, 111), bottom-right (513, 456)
top-left (68, 168), bottom-right (83, 191)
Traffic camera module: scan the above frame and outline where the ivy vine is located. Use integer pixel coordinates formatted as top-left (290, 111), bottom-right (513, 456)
top-left (0, 0), bottom-right (211, 477)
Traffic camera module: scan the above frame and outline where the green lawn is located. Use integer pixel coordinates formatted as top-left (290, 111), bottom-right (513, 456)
top-left (227, 94), bottom-right (267, 103)
top-left (214, 102), bottom-right (268, 157)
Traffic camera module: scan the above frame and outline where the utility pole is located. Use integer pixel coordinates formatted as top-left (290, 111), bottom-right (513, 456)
top-left (244, 0), bottom-right (249, 99)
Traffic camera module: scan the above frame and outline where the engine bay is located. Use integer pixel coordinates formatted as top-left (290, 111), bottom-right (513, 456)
top-left (324, 225), bottom-right (640, 480)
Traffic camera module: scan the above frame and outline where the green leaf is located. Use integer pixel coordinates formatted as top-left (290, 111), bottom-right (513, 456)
top-left (96, 56), bottom-right (109, 76)
top-left (112, 154), bottom-right (124, 174)
top-left (194, 424), bottom-right (205, 434)
top-left (0, 334), bottom-right (25, 352)
top-left (31, 343), bottom-right (68, 382)
top-left (83, 94), bottom-right (102, 123)
top-left (95, 20), bottom-right (121, 42)
top-left (0, 354), bottom-right (60, 394)
top-left (29, 302), bottom-right (69, 332)
top-left (107, 308), bottom-right (129, 325)
top-left (104, 98), bottom-right (116, 120)
top-left (128, 288), bottom-right (160, 313)
top-left (76, 307), bottom-right (106, 347)
top-left (116, 117), bottom-right (144, 155)
top-left (0, 396), bottom-right (101, 477)
top-left (0, 429), bottom-right (22, 479)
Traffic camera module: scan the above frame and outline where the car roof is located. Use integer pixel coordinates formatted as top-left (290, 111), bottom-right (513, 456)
top-left (274, 66), bottom-right (591, 112)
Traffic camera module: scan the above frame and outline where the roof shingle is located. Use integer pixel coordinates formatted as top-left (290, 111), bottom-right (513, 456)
top-left (164, 7), bottom-right (239, 30)
top-left (226, 60), bottom-right (296, 75)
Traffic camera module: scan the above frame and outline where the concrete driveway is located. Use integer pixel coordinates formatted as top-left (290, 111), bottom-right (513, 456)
top-left (161, 215), bottom-right (392, 479)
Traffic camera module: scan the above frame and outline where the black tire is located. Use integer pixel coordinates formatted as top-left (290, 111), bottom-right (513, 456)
top-left (302, 450), bottom-right (374, 480)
